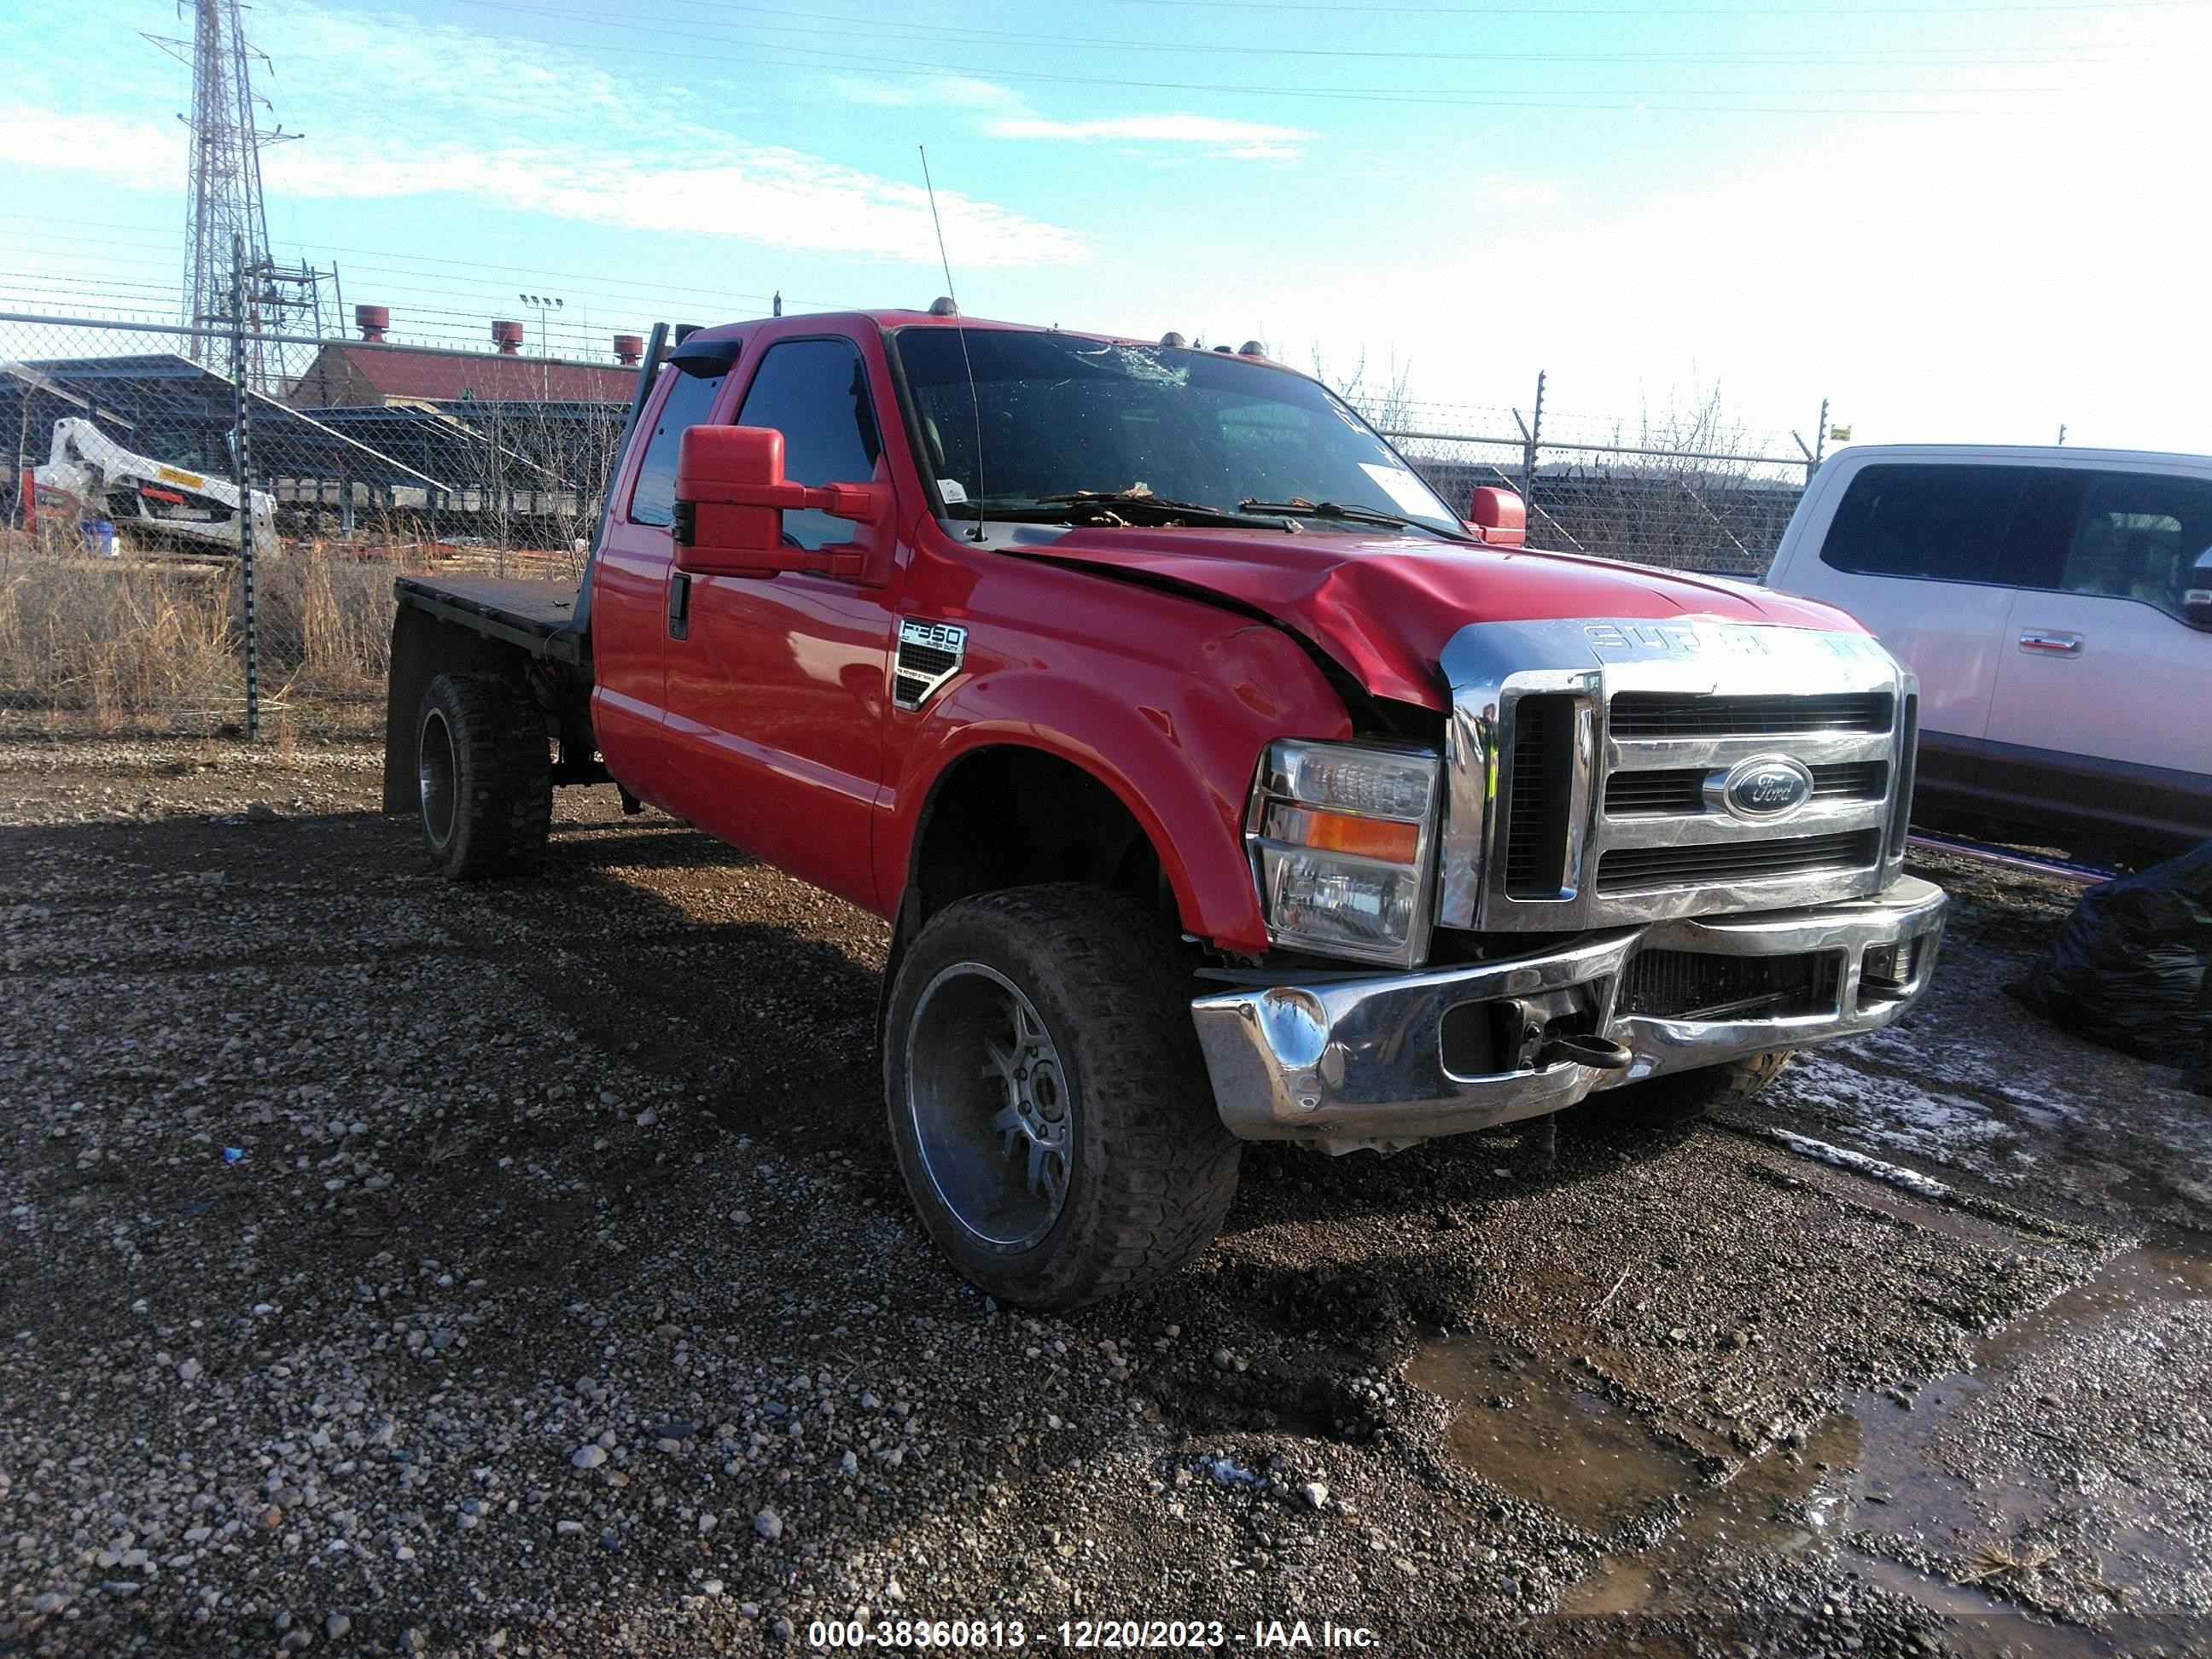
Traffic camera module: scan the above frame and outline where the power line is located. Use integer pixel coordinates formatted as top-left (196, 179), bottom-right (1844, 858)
top-left (0, 215), bottom-right (858, 315)
top-left (1056, 0), bottom-right (2199, 13)
top-left (428, 0), bottom-right (2107, 113)
top-left (454, 0), bottom-right (2158, 67)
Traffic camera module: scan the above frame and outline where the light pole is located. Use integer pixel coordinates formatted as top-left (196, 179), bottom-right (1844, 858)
top-left (519, 293), bottom-right (565, 358)
top-left (520, 292), bottom-right (564, 405)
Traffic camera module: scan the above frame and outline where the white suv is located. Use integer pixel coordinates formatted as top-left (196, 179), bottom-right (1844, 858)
top-left (1765, 445), bottom-right (2212, 862)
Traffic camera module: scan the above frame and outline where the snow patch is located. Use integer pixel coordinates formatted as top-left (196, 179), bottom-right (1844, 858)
top-left (1758, 1126), bottom-right (1953, 1200)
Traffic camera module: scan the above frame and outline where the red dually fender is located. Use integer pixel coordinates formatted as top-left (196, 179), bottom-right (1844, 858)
top-left (999, 525), bottom-right (1868, 711)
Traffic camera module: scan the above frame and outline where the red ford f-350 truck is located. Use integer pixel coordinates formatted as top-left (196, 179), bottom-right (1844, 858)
top-left (384, 307), bottom-right (1946, 1308)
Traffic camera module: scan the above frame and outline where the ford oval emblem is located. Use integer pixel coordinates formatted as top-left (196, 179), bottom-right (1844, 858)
top-left (1714, 755), bottom-right (1813, 819)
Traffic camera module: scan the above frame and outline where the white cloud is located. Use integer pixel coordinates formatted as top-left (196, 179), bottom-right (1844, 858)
top-left (985, 113), bottom-right (1310, 161)
top-left (0, 108), bottom-right (179, 192)
top-left (0, 3), bottom-right (1089, 270)
top-left (245, 137), bottom-right (1091, 265)
top-left (835, 76), bottom-right (1024, 111)
top-left (830, 67), bottom-right (1311, 163)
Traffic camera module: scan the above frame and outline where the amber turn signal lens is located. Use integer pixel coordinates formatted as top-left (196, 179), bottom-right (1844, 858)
top-left (1266, 804), bottom-right (1421, 864)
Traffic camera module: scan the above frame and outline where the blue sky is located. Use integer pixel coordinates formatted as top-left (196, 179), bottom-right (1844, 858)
top-left (1, 0), bottom-right (2206, 451)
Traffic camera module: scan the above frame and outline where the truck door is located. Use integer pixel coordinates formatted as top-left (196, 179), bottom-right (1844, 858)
top-left (1800, 461), bottom-right (2041, 811)
top-left (590, 352), bottom-right (734, 808)
top-left (659, 332), bottom-right (896, 911)
top-left (1985, 467), bottom-right (2212, 842)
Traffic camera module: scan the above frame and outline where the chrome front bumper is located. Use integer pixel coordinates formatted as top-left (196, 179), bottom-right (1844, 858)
top-left (1190, 876), bottom-right (1947, 1151)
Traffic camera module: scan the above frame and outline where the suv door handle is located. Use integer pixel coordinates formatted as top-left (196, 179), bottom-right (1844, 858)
top-left (2017, 629), bottom-right (2082, 655)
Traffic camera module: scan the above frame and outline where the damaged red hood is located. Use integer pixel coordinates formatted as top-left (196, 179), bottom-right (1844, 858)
top-left (1018, 525), bottom-right (1864, 710)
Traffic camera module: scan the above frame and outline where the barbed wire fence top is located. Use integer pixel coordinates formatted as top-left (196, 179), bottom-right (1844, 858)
top-left (1370, 387), bottom-right (1819, 579)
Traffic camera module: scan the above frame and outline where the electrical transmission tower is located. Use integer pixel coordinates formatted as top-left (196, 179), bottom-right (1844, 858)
top-left (153, 0), bottom-right (334, 387)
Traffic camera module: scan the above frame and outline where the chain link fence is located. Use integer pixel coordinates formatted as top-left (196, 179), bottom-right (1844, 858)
top-left (1375, 395), bottom-right (1818, 578)
top-left (0, 311), bottom-right (620, 738)
top-left (1, 303), bottom-right (1826, 739)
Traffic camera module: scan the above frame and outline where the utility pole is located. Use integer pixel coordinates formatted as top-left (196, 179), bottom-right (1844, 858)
top-left (150, 0), bottom-right (323, 387)
top-left (2058, 423), bottom-right (2068, 446)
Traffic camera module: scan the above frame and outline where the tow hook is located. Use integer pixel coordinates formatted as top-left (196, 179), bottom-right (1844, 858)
top-left (1538, 1033), bottom-right (1633, 1071)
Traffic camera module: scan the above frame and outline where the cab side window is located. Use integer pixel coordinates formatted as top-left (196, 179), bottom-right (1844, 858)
top-left (732, 339), bottom-right (882, 550)
top-left (628, 367), bottom-right (730, 527)
top-left (1819, 463), bottom-right (2034, 584)
top-left (2058, 472), bottom-right (2212, 621)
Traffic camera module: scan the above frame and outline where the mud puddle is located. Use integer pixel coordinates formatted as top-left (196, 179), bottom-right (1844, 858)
top-left (1412, 1234), bottom-right (2212, 1649)
top-left (1403, 1338), bottom-right (1703, 1536)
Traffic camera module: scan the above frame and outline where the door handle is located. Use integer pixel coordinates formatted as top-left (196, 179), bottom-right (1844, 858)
top-left (2017, 629), bottom-right (2081, 656)
top-left (667, 572), bottom-right (690, 641)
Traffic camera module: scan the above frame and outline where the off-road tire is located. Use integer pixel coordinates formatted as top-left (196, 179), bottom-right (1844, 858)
top-left (884, 884), bottom-right (1242, 1310)
top-left (1578, 1049), bottom-right (1795, 1130)
top-left (415, 670), bottom-right (551, 880)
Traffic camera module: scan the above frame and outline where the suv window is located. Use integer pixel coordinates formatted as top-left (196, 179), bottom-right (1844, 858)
top-left (2058, 471), bottom-right (2212, 621)
top-left (628, 367), bottom-right (730, 527)
top-left (733, 338), bottom-right (882, 551)
top-left (1819, 463), bottom-right (2034, 584)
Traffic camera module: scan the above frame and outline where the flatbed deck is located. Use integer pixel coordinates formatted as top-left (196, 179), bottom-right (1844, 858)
top-left (393, 576), bottom-right (586, 667)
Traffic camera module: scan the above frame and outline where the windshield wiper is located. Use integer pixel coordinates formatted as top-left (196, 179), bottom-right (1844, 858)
top-left (1237, 498), bottom-right (1474, 543)
top-left (1002, 488), bottom-right (1283, 530)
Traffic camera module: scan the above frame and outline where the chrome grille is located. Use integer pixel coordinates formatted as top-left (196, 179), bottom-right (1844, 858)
top-left (1605, 760), bottom-right (1888, 817)
top-left (1620, 946), bottom-right (1843, 1020)
top-left (1438, 618), bottom-right (1912, 934)
top-left (1502, 694), bottom-right (1575, 897)
top-left (1608, 690), bottom-right (1893, 738)
top-left (1598, 830), bottom-right (1883, 894)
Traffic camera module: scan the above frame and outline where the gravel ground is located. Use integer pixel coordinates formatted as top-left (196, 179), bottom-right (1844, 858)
top-left (3, 739), bottom-right (2209, 1657)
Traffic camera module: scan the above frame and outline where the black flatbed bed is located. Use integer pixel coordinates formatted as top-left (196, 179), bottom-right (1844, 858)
top-left (393, 576), bottom-right (587, 668)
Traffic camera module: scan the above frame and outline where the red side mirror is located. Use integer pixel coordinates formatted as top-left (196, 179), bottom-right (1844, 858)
top-left (672, 426), bottom-right (888, 579)
top-left (1467, 486), bottom-right (1527, 546)
top-left (673, 426), bottom-right (790, 570)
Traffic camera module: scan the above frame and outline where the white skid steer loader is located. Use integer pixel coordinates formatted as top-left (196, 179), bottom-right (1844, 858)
top-left (28, 417), bottom-right (277, 558)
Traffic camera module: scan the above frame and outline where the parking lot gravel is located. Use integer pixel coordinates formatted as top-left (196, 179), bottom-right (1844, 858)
top-left (3, 739), bottom-right (2209, 1656)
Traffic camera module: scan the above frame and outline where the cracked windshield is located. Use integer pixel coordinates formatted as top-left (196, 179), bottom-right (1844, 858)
top-left (891, 326), bottom-right (1461, 533)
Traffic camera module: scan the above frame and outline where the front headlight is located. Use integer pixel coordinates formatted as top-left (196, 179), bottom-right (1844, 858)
top-left (1245, 739), bottom-right (1441, 968)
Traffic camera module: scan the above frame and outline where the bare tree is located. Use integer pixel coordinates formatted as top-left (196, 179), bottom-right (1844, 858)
top-left (1310, 346), bottom-right (1416, 434)
top-left (1546, 381), bottom-right (1792, 575)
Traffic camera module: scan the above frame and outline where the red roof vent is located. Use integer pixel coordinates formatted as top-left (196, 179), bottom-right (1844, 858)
top-left (613, 333), bottom-right (644, 367)
top-left (354, 304), bottom-right (389, 343)
top-left (492, 320), bottom-right (525, 355)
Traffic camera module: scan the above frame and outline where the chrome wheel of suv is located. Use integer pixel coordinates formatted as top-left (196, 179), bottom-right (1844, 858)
top-left (906, 962), bottom-right (1070, 1249)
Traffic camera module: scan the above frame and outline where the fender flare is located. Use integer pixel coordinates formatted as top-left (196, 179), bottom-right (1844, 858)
top-left (886, 668), bottom-right (1332, 958)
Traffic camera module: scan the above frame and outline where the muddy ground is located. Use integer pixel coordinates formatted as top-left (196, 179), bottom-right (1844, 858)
top-left (1, 739), bottom-right (2208, 1657)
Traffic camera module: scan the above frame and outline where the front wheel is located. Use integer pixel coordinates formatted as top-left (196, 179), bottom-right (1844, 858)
top-left (884, 884), bottom-right (1242, 1310)
top-left (1577, 1049), bottom-right (1795, 1130)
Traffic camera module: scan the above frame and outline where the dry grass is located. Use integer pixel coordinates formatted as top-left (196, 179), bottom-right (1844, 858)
top-left (0, 541), bottom-right (431, 735)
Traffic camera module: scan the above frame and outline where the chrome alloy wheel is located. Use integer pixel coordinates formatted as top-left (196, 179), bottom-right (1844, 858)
top-left (417, 705), bottom-right (458, 852)
top-left (905, 962), bottom-right (1072, 1249)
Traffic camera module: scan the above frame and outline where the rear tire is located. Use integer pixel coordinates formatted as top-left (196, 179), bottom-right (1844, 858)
top-left (415, 670), bottom-right (551, 880)
top-left (1578, 1049), bottom-right (1794, 1130)
top-left (884, 884), bottom-right (1242, 1310)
